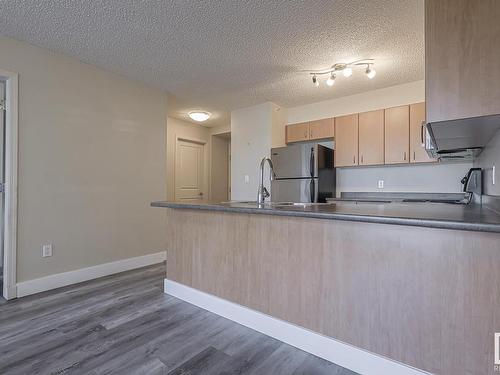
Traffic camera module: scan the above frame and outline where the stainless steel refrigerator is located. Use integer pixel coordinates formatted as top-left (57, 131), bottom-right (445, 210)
top-left (270, 142), bottom-right (335, 203)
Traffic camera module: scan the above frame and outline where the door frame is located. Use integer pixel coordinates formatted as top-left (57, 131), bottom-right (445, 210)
top-left (174, 135), bottom-right (207, 202)
top-left (0, 68), bottom-right (19, 300)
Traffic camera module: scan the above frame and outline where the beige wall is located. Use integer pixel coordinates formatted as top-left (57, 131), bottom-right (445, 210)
top-left (210, 134), bottom-right (230, 202)
top-left (166, 117), bottom-right (211, 201)
top-left (0, 36), bottom-right (168, 282)
top-left (209, 124), bottom-right (231, 136)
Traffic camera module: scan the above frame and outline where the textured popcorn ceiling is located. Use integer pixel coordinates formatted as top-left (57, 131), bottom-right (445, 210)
top-left (0, 0), bottom-right (424, 126)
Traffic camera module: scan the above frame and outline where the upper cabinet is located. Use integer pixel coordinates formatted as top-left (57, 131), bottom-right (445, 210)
top-left (309, 118), bottom-right (334, 140)
top-left (334, 114), bottom-right (359, 167)
top-left (425, 0), bottom-right (500, 122)
top-left (385, 106), bottom-right (410, 164)
top-left (409, 102), bottom-right (435, 163)
top-left (286, 102), bottom-right (431, 168)
top-left (358, 110), bottom-right (384, 166)
top-left (286, 122), bottom-right (310, 143)
top-left (286, 118), bottom-right (334, 144)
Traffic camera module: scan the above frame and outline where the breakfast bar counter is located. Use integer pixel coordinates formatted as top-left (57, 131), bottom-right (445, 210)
top-left (153, 200), bottom-right (500, 375)
top-left (151, 198), bottom-right (500, 233)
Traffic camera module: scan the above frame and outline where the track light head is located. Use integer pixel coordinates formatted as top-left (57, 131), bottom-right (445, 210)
top-left (326, 72), bottom-right (336, 86)
top-left (312, 75), bottom-right (319, 87)
top-left (343, 67), bottom-right (353, 77)
top-left (365, 65), bottom-right (376, 79)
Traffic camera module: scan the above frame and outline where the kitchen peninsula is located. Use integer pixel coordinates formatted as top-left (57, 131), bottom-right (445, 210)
top-left (153, 199), bottom-right (500, 375)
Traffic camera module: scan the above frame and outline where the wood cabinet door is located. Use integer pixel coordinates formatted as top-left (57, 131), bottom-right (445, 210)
top-left (410, 102), bottom-right (435, 163)
top-left (358, 110), bottom-right (384, 166)
top-left (286, 122), bottom-right (310, 143)
top-left (334, 114), bottom-right (358, 167)
top-left (426, 0), bottom-right (500, 122)
top-left (309, 118), bottom-right (334, 140)
top-left (385, 106), bottom-right (409, 164)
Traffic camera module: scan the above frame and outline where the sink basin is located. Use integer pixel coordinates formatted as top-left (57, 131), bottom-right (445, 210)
top-left (274, 202), bottom-right (334, 207)
top-left (221, 201), bottom-right (335, 208)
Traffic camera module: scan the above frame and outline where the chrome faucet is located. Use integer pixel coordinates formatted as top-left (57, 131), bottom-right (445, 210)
top-left (257, 157), bottom-right (276, 204)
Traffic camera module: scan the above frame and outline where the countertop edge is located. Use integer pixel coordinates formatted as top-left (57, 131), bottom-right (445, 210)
top-left (151, 202), bottom-right (500, 233)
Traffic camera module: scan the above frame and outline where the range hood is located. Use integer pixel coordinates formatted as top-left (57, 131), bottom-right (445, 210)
top-left (425, 113), bottom-right (500, 161)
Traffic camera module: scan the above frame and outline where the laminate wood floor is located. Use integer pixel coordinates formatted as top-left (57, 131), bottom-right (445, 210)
top-left (0, 263), bottom-right (358, 375)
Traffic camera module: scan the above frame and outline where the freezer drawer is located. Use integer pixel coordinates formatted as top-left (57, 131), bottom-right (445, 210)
top-left (271, 178), bottom-right (318, 203)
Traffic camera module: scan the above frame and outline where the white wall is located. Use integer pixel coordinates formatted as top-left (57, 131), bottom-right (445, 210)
top-left (474, 128), bottom-right (500, 196)
top-left (287, 80), bottom-right (425, 124)
top-left (231, 102), bottom-right (276, 201)
top-left (337, 163), bottom-right (472, 195)
top-left (271, 105), bottom-right (287, 149)
top-left (287, 80), bottom-right (472, 194)
top-left (0, 36), bottom-right (167, 282)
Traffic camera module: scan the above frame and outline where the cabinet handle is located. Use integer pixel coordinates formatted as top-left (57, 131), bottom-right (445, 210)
top-left (305, 131), bottom-right (309, 138)
top-left (404, 152), bottom-right (407, 161)
top-left (361, 155), bottom-right (364, 164)
top-left (353, 155), bottom-right (356, 164)
top-left (421, 121), bottom-right (426, 147)
top-left (413, 151), bottom-right (416, 161)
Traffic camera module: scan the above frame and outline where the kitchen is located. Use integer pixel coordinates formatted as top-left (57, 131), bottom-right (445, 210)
top-left (153, 1), bottom-right (500, 375)
top-left (0, 1), bottom-right (499, 375)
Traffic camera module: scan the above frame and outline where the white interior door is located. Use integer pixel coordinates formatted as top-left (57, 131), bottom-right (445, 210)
top-left (175, 138), bottom-right (205, 202)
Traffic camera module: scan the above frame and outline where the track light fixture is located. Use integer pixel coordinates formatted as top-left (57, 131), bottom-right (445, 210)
top-left (308, 59), bottom-right (375, 87)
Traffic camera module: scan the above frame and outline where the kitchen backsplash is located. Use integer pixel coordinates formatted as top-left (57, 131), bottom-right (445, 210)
top-left (336, 162), bottom-right (473, 197)
top-left (474, 128), bottom-right (500, 196)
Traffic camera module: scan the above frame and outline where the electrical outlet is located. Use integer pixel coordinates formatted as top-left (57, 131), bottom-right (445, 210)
top-left (493, 166), bottom-right (496, 185)
top-left (378, 180), bottom-right (384, 189)
top-left (42, 244), bottom-right (53, 258)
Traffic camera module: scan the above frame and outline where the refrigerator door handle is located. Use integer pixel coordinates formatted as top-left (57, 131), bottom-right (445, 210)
top-left (310, 179), bottom-right (315, 203)
top-left (309, 147), bottom-right (315, 178)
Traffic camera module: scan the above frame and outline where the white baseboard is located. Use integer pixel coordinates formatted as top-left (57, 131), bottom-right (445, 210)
top-left (16, 251), bottom-right (166, 298)
top-left (165, 279), bottom-right (430, 375)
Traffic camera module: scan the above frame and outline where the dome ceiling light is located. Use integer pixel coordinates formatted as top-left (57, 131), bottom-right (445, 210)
top-left (309, 59), bottom-right (376, 87)
top-left (188, 111), bottom-right (211, 122)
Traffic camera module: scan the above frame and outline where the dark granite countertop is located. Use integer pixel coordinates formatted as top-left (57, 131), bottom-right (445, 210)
top-left (151, 198), bottom-right (500, 233)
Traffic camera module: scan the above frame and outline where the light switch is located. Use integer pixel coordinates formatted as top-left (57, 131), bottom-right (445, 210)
top-left (378, 180), bottom-right (384, 189)
top-left (244, 175), bottom-right (250, 184)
